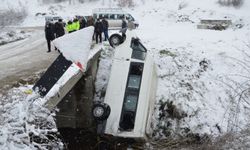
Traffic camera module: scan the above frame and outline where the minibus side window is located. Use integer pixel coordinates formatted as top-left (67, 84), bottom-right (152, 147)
top-left (104, 14), bottom-right (109, 19)
top-left (119, 62), bottom-right (144, 131)
top-left (110, 14), bottom-right (115, 20)
top-left (93, 14), bottom-right (97, 19)
top-left (117, 14), bottom-right (125, 19)
top-left (99, 14), bottom-right (104, 19)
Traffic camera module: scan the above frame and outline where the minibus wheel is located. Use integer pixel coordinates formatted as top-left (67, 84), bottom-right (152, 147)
top-left (109, 34), bottom-right (123, 47)
top-left (92, 102), bottom-right (111, 121)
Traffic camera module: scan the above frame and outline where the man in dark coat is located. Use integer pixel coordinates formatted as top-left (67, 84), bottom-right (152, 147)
top-left (87, 16), bottom-right (94, 27)
top-left (54, 19), bottom-right (65, 38)
top-left (102, 17), bottom-right (109, 41)
top-left (94, 18), bottom-right (103, 44)
top-left (45, 22), bottom-right (55, 53)
top-left (79, 17), bottom-right (87, 29)
top-left (122, 18), bottom-right (127, 29)
top-left (121, 18), bottom-right (127, 39)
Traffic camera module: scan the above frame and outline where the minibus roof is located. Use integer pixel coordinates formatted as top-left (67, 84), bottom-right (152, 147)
top-left (92, 8), bottom-right (127, 14)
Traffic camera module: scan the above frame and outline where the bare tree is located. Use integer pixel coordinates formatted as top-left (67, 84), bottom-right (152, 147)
top-left (118, 0), bottom-right (135, 7)
top-left (218, 0), bottom-right (244, 7)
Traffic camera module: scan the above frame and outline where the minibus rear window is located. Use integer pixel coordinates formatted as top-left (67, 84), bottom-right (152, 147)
top-left (131, 38), bottom-right (147, 60)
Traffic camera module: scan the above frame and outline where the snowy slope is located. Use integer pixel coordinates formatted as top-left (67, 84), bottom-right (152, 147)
top-left (131, 0), bottom-right (250, 138)
top-left (93, 0), bottom-right (250, 139)
top-left (127, 0), bottom-right (250, 138)
top-left (1, 0), bottom-right (250, 149)
top-left (0, 86), bottom-right (63, 150)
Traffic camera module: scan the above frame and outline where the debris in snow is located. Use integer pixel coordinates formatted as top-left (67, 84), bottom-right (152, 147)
top-left (0, 29), bottom-right (31, 46)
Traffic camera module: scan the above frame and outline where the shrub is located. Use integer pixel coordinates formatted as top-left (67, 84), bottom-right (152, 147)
top-left (118, 0), bottom-right (135, 7)
top-left (178, 1), bottom-right (188, 10)
top-left (218, 0), bottom-right (244, 8)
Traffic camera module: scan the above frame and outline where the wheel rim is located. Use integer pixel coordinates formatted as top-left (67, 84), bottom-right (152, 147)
top-left (93, 106), bottom-right (104, 117)
top-left (111, 36), bottom-right (120, 46)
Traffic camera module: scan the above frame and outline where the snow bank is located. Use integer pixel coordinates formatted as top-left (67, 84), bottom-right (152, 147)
top-left (53, 26), bottom-right (94, 71)
top-left (130, 0), bottom-right (250, 139)
top-left (0, 86), bottom-right (63, 150)
top-left (0, 29), bottom-right (31, 46)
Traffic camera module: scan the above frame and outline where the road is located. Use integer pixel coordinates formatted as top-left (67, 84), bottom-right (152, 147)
top-left (0, 27), bottom-right (58, 90)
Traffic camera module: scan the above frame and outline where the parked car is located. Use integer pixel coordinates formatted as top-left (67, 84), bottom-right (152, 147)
top-left (92, 8), bottom-right (139, 29)
top-left (92, 31), bottom-right (157, 139)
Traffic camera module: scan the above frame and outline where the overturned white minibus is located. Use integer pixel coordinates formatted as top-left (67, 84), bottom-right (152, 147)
top-left (92, 31), bottom-right (158, 139)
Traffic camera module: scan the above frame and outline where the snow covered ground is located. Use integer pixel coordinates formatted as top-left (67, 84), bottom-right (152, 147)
top-left (1, 0), bottom-right (250, 149)
top-left (0, 86), bottom-right (63, 150)
top-left (0, 27), bottom-right (58, 90)
top-left (132, 0), bottom-right (250, 138)
top-left (0, 29), bottom-right (31, 46)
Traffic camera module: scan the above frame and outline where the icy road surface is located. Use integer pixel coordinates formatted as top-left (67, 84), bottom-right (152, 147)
top-left (0, 27), bottom-right (58, 89)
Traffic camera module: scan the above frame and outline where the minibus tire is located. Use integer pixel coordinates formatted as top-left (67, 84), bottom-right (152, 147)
top-left (109, 34), bottom-right (122, 47)
top-left (92, 102), bottom-right (111, 121)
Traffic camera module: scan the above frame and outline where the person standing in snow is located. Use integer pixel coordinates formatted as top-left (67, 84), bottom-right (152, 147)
top-left (54, 19), bottom-right (65, 38)
top-left (121, 17), bottom-right (127, 39)
top-left (45, 21), bottom-right (55, 53)
top-left (87, 16), bottom-right (95, 40)
top-left (122, 17), bottom-right (127, 29)
top-left (102, 17), bottom-right (109, 41)
top-left (87, 16), bottom-right (94, 27)
top-left (54, 19), bottom-right (65, 51)
top-left (94, 18), bottom-right (103, 44)
top-left (72, 18), bottom-right (80, 32)
top-left (66, 20), bottom-right (74, 33)
top-left (79, 17), bottom-right (87, 29)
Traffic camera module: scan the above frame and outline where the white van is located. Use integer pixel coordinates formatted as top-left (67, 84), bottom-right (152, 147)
top-left (45, 16), bottom-right (63, 24)
top-left (92, 31), bottom-right (157, 139)
top-left (92, 8), bottom-right (139, 29)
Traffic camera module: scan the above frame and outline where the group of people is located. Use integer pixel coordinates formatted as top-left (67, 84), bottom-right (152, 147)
top-left (66, 16), bottom-right (88, 33)
top-left (45, 19), bottom-right (65, 52)
top-left (45, 16), bottom-right (128, 52)
top-left (94, 17), bottom-right (129, 44)
top-left (94, 17), bottom-right (109, 44)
